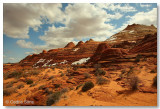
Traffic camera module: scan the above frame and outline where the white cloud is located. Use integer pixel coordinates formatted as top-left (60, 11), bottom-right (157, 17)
top-left (39, 4), bottom-right (116, 49)
top-left (115, 8), bottom-right (157, 32)
top-left (128, 8), bottom-right (157, 27)
top-left (140, 4), bottom-right (151, 8)
top-left (9, 57), bottom-right (15, 60)
top-left (3, 3), bottom-right (64, 39)
top-left (16, 40), bottom-right (34, 48)
top-left (94, 3), bottom-right (137, 13)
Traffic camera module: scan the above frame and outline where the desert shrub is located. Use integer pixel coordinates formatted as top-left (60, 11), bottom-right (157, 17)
top-left (119, 70), bottom-right (126, 79)
top-left (76, 84), bottom-right (83, 90)
top-left (96, 76), bottom-right (110, 85)
top-left (31, 69), bottom-right (40, 75)
top-left (25, 79), bottom-right (33, 84)
top-left (127, 67), bottom-right (134, 76)
top-left (94, 68), bottom-right (106, 76)
top-left (73, 66), bottom-right (78, 71)
top-left (30, 83), bottom-right (37, 87)
top-left (3, 88), bottom-right (17, 96)
top-left (128, 76), bottom-right (139, 91)
top-left (45, 88), bottom-right (53, 95)
top-left (135, 54), bottom-right (141, 62)
top-left (82, 81), bottom-right (94, 92)
top-left (60, 73), bottom-right (64, 77)
top-left (48, 76), bottom-right (54, 80)
top-left (68, 76), bottom-right (73, 80)
top-left (54, 84), bottom-right (60, 88)
top-left (46, 91), bottom-right (61, 106)
top-left (38, 85), bottom-right (45, 90)
top-left (152, 75), bottom-right (157, 88)
top-left (17, 84), bottom-right (24, 89)
top-left (5, 82), bottom-right (14, 88)
top-left (61, 88), bottom-right (68, 93)
top-left (94, 64), bottom-right (101, 69)
top-left (150, 70), bottom-right (156, 73)
top-left (4, 71), bottom-right (22, 79)
top-left (83, 73), bottom-right (91, 79)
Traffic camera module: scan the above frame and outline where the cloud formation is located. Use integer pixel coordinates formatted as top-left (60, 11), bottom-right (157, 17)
top-left (4, 3), bottom-right (157, 55)
top-left (3, 3), bottom-right (64, 39)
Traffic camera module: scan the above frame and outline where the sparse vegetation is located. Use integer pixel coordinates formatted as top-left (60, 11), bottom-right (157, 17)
top-left (48, 76), bottom-right (54, 80)
top-left (30, 83), bottom-right (37, 87)
top-left (54, 84), bottom-right (60, 88)
top-left (83, 73), bottom-right (91, 79)
top-left (76, 84), bottom-right (83, 90)
top-left (46, 91), bottom-right (61, 106)
top-left (44, 88), bottom-right (53, 95)
top-left (46, 88), bottom-right (68, 106)
top-left (135, 54), bottom-right (141, 62)
top-left (152, 75), bottom-right (157, 88)
top-left (4, 71), bottom-right (22, 79)
top-left (82, 81), bottom-right (94, 92)
top-left (96, 76), bottom-right (110, 85)
top-left (127, 76), bottom-right (139, 91)
top-left (94, 68), bottom-right (106, 76)
top-left (150, 70), bottom-right (156, 73)
top-left (3, 88), bottom-right (17, 96)
top-left (25, 79), bottom-right (33, 84)
top-left (17, 84), bottom-right (24, 89)
top-left (39, 85), bottom-right (45, 90)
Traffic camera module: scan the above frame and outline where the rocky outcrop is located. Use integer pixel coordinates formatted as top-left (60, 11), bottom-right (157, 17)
top-left (64, 42), bottom-right (75, 48)
top-left (75, 41), bottom-right (84, 48)
top-left (129, 33), bottom-right (157, 53)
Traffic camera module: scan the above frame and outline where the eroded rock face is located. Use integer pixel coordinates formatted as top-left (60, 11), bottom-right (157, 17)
top-left (17, 24), bottom-right (157, 68)
top-left (129, 33), bottom-right (157, 53)
top-left (105, 24), bottom-right (157, 47)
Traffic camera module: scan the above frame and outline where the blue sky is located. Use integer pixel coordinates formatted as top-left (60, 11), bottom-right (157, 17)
top-left (3, 3), bottom-right (157, 63)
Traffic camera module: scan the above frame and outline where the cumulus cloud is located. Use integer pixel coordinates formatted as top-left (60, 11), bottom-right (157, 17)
top-left (94, 3), bottom-right (137, 13)
top-left (39, 3), bottom-right (117, 50)
top-left (3, 3), bottom-right (64, 39)
top-left (16, 40), bottom-right (34, 48)
top-left (7, 3), bottom-right (157, 55)
top-left (140, 3), bottom-right (151, 8)
top-left (128, 8), bottom-right (157, 27)
top-left (115, 8), bottom-right (157, 32)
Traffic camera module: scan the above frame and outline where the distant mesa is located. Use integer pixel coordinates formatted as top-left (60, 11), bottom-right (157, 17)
top-left (64, 42), bottom-right (75, 48)
top-left (75, 41), bottom-right (84, 48)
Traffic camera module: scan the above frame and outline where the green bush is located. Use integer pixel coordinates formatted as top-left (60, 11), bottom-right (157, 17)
top-left (4, 71), bottom-right (22, 79)
top-left (82, 81), bottom-right (94, 92)
top-left (38, 85), bottom-right (45, 90)
top-left (45, 88), bottom-right (53, 95)
top-left (17, 84), bottom-right (24, 89)
top-left (30, 83), bottom-right (37, 87)
top-left (94, 68), bottom-right (106, 76)
top-left (83, 73), bottom-right (91, 79)
top-left (3, 88), bottom-right (16, 96)
top-left (76, 84), bottom-right (83, 90)
top-left (26, 79), bottom-right (33, 84)
top-left (48, 76), bottom-right (54, 80)
top-left (128, 76), bottom-right (139, 91)
top-left (54, 84), bottom-right (60, 88)
top-left (96, 76), bottom-right (109, 85)
top-left (150, 70), bottom-right (156, 73)
top-left (46, 91), bottom-right (61, 106)
top-left (152, 75), bottom-right (157, 88)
